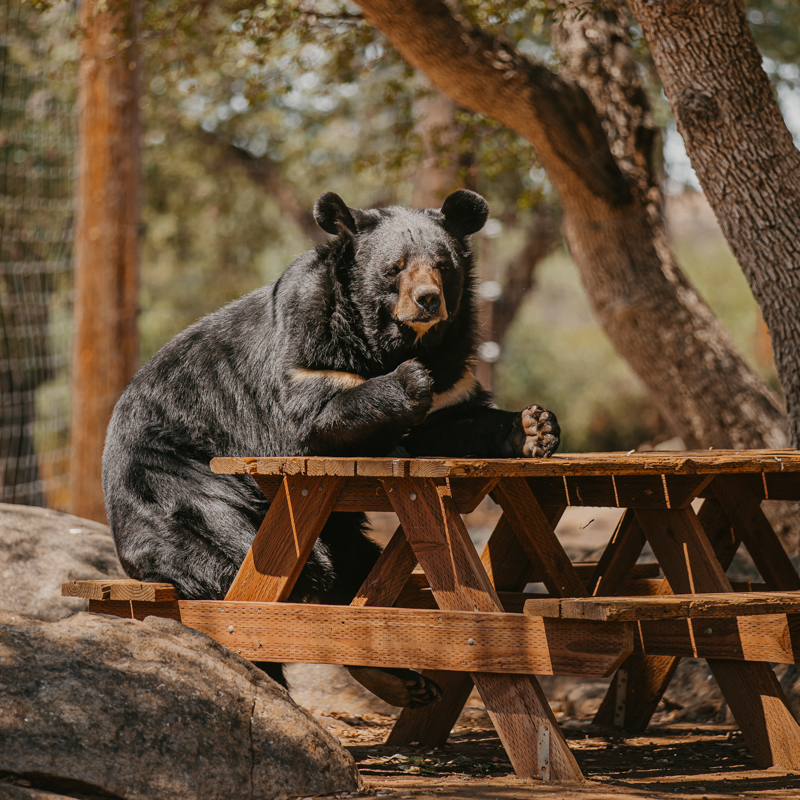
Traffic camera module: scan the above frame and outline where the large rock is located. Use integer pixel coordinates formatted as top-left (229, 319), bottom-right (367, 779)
top-left (0, 503), bottom-right (125, 620)
top-left (0, 610), bottom-right (360, 800)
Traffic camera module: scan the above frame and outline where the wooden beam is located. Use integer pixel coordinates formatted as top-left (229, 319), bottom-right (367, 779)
top-left (633, 614), bottom-right (800, 665)
top-left (351, 526), bottom-right (417, 608)
top-left (492, 478), bottom-right (586, 598)
top-left (211, 450), bottom-right (800, 479)
top-left (389, 507), bottom-right (565, 749)
top-left (88, 599), bottom-right (632, 676)
top-left (525, 592), bottom-right (800, 622)
top-left (254, 474), bottom-right (496, 513)
top-left (384, 476), bottom-right (584, 782)
top-left (62, 579), bottom-right (178, 602)
top-left (712, 475), bottom-right (800, 591)
top-left (225, 475), bottom-right (343, 602)
top-left (593, 496), bottom-right (738, 731)
top-left (637, 506), bottom-right (800, 769)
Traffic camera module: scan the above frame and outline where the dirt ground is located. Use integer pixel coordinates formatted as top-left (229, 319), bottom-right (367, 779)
top-left (295, 710), bottom-right (800, 800)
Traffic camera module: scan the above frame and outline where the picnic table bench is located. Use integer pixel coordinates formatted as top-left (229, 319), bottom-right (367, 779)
top-left (64, 448), bottom-right (800, 782)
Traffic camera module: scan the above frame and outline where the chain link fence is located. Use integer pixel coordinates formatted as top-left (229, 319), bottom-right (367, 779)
top-left (0, 0), bottom-right (75, 509)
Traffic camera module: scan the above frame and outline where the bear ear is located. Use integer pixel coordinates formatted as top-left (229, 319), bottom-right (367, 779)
top-left (314, 192), bottom-right (358, 236)
top-left (440, 189), bottom-right (489, 238)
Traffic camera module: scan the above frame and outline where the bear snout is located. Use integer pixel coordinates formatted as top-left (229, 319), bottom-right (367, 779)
top-left (413, 286), bottom-right (441, 315)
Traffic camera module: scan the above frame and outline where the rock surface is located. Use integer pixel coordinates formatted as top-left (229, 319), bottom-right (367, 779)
top-left (0, 503), bottom-right (125, 621)
top-left (0, 610), bottom-right (360, 800)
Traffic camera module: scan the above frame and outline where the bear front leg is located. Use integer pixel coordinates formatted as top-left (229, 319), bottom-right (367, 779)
top-left (402, 401), bottom-right (561, 459)
top-left (292, 360), bottom-right (433, 455)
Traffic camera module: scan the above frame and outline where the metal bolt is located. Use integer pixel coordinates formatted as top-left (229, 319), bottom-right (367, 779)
top-left (237, 649), bottom-right (241, 654)
top-left (438, 617), bottom-right (443, 621)
top-left (290, 484), bottom-right (295, 490)
top-left (706, 627), bottom-right (713, 635)
top-left (302, 488), bottom-right (308, 496)
top-left (467, 638), bottom-right (475, 646)
top-left (318, 486), bottom-right (323, 491)
top-left (410, 492), bottom-right (417, 501)
top-left (228, 625), bottom-right (234, 633)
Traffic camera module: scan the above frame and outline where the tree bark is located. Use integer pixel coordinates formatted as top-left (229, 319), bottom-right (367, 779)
top-left (355, 0), bottom-right (787, 449)
top-left (627, 0), bottom-right (800, 447)
top-left (71, 0), bottom-right (141, 522)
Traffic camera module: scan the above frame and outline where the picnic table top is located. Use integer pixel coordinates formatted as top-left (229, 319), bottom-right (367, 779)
top-left (210, 448), bottom-right (800, 478)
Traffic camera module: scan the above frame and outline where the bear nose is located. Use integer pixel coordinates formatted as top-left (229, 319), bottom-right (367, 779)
top-left (414, 287), bottom-right (441, 314)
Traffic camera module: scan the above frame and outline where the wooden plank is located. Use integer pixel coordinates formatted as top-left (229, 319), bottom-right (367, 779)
top-left (63, 580), bottom-right (179, 602)
top-left (211, 450), bottom-right (800, 479)
top-left (89, 599), bottom-right (632, 676)
top-left (251, 475), bottom-right (496, 513)
top-left (635, 614), bottom-right (800, 665)
top-left (307, 458), bottom-right (355, 476)
top-left (352, 526), bottom-right (417, 608)
top-left (525, 592), bottom-right (800, 622)
top-left (225, 475), bottom-right (344, 602)
top-left (712, 475), bottom-right (800, 591)
top-left (492, 478), bottom-right (586, 598)
top-left (587, 511), bottom-right (647, 597)
top-left (637, 506), bottom-right (800, 769)
top-left (384, 477), bottom-right (584, 782)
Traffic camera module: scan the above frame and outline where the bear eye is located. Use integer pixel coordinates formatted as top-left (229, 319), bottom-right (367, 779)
top-left (387, 260), bottom-right (404, 277)
top-left (436, 259), bottom-right (451, 271)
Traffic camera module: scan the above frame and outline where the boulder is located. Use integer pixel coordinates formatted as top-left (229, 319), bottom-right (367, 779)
top-left (0, 503), bottom-right (125, 621)
top-left (0, 610), bottom-right (360, 800)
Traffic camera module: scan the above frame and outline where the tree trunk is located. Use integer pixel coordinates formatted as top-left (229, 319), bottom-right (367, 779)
top-left (71, 0), bottom-right (141, 522)
top-left (355, 0), bottom-right (787, 449)
top-left (627, 0), bottom-right (800, 447)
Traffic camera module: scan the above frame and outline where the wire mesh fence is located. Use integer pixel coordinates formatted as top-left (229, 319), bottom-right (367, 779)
top-left (0, 0), bottom-right (76, 509)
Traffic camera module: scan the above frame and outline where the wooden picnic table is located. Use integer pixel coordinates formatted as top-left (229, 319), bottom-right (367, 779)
top-left (65, 449), bottom-right (800, 783)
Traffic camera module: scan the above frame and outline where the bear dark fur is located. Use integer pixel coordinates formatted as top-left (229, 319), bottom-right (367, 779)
top-left (102, 190), bottom-right (559, 699)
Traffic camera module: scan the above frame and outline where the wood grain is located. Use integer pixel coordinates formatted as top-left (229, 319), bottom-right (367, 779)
top-left (351, 526), bottom-right (417, 608)
top-left (211, 450), bottom-right (800, 479)
top-left (87, 599), bottom-right (632, 675)
top-left (525, 592), bottom-right (800, 622)
top-left (712, 474), bottom-right (800, 591)
top-left (63, 580), bottom-right (178, 602)
top-left (637, 506), bottom-right (800, 769)
top-left (225, 475), bottom-right (344, 602)
top-left (492, 478), bottom-right (586, 598)
top-left (384, 476), bottom-right (584, 782)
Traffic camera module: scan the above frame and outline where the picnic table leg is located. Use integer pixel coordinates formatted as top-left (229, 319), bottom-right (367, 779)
top-left (636, 505), bottom-right (800, 769)
top-left (594, 498), bottom-right (740, 730)
top-left (387, 508), bottom-right (565, 747)
top-left (225, 474), bottom-right (344, 602)
top-left (712, 475), bottom-right (800, 591)
top-left (383, 476), bottom-right (583, 782)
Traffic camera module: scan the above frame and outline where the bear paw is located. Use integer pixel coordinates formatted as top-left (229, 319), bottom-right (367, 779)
top-left (395, 360), bottom-right (433, 424)
top-left (517, 405), bottom-right (560, 458)
top-left (346, 666), bottom-right (442, 708)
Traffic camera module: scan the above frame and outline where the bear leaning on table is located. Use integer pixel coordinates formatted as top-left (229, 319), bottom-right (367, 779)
top-left (102, 189), bottom-right (560, 708)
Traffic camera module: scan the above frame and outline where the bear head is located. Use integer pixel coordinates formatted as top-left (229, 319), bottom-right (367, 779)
top-left (313, 190), bottom-right (489, 344)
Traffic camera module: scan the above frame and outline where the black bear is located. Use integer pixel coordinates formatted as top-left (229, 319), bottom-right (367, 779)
top-left (102, 190), bottom-right (559, 706)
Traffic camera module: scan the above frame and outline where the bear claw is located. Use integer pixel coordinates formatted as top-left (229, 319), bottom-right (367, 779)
top-left (520, 405), bottom-right (561, 458)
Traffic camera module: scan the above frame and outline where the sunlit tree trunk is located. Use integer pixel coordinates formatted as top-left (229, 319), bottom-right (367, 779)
top-left (71, 0), bottom-right (141, 522)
